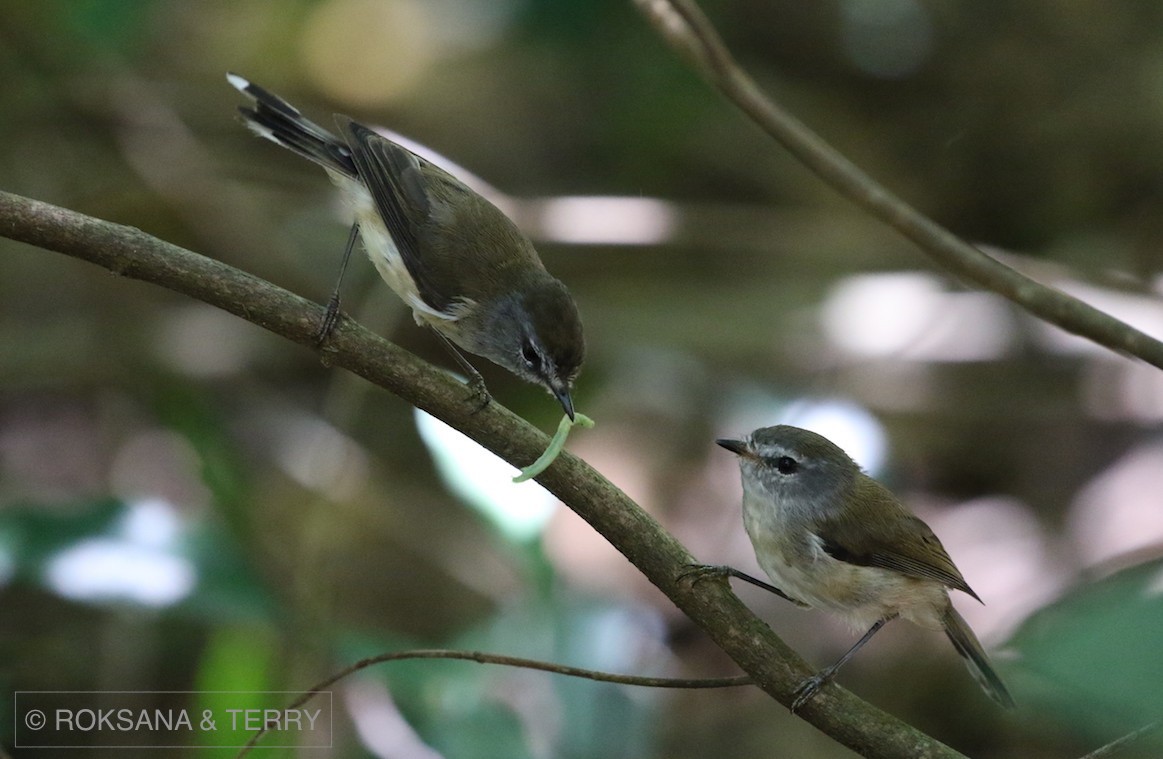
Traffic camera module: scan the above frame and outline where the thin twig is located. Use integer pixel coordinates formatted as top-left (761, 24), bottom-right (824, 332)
top-left (1077, 721), bottom-right (1162, 759)
top-left (234, 649), bottom-right (750, 756)
top-left (634, 0), bottom-right (1163, 371)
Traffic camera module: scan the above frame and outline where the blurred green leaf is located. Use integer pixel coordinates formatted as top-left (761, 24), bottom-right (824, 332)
top-left (150, 382), bottom-right (251, 533)
top-left (178, 517), bottom-right (277, 623)
top-left (0, 497), bottom-right (123, 580)
top-left (192, 624), bottom-right (276, 749)
top-left (1008, 557), bottom-right (1163, 746)
top-left (59, 0), bottom-right (152, 56)
top-left (0, 497), bottom-right (274, 622)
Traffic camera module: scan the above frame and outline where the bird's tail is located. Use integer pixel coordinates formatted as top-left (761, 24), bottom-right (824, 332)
top-left (943, 605), bottom-right (1015, 708)
top-left (227, 73), bottom-right (356, 178)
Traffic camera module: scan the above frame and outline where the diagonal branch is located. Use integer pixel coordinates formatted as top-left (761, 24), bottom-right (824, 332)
top-left (635, 0), bottom-right (1163, 371)
top-left (0, 188), bottom-right (967, 757)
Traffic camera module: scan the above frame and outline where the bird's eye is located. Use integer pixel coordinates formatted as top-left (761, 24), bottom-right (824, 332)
top-left (521, 341), bottom-right (540, 369)
top-left (775, 456), bottom-right (799, 475)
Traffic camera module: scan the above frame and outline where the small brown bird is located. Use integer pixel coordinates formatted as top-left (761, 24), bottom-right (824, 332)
top-left (689, 425), bottom-right (1014, 711)
top-left (228, 74), bottom-right (584, 417)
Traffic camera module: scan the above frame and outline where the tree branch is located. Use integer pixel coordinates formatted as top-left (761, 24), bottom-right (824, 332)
top-left (0, 188), bottom-right (966, 757)
top-left (634, 0), bottom-right (1163, 371)
top-left (234, 648), bottom-right (751, 756)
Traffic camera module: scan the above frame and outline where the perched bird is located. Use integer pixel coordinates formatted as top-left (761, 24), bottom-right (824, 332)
top-left (228, 73), bottom-right (584, 418)
top-left (689, 424), bottom-right (1014, 711)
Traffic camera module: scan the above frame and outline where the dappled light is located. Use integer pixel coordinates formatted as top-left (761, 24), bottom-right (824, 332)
top-left (3, 1), bottom-right (1163, 757)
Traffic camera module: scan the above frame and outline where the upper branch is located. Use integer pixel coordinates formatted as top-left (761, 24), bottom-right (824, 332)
top-left (635, 0), bottom-right (1163, 371)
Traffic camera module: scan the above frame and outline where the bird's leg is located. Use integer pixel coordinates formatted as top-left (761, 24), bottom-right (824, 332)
top-left (791, 615), bottom-right (897, 713)
top-left (678, 564), bottom-right (803, 605)
top-left (315, 222), bottom-right (360, 345)
top-left (431, 329), bottom-right (492, 413)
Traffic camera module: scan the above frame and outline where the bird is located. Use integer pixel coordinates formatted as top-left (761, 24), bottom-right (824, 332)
top-left (227, 73), bottom-right (584, 418)
top-left (688, 424), bottom-right (1014, 711)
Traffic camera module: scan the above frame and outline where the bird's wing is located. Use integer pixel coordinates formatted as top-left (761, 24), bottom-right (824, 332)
top-left (816, 477), bottom-right (981, 602)
top-left (338, 117), bottom-right (453, 313)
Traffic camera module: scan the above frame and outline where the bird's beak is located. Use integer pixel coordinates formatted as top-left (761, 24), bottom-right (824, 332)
top-left (553, 385), bottom-right (575, 421)
top-left (716, 438), bottom-right (749, 456)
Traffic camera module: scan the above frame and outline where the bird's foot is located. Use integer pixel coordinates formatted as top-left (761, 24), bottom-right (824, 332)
top-left (465, 372), bottom-right (492, 414)
top-left (790, 671), bottom-right (833, 714)
top-left (314, 294), bottom-right (342, 347)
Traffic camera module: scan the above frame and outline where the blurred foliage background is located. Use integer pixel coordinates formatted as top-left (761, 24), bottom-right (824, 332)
top-left (2, 0), bottom-right (1163, 757)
